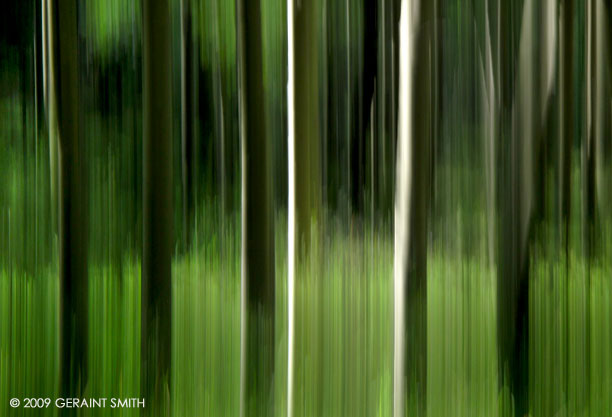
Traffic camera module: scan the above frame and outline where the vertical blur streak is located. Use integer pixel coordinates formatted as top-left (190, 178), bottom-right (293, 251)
top-left (180, 0), bottom-right (193, 249)
top-left (142, 0), bottom-right (173, 414)
top-left (46, 0), bottom-right (59, 237)
top-left (286, 0), bottom-right (296, 414)
top-left (394, 0), bottom-right (432, 416)
top-left (237, 0), bottom-right (275, 415)
top-left (54, 0), bottom-right (90, 405)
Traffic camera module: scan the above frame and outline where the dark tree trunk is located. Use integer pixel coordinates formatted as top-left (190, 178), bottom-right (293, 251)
top-left (51, 0), bottom-right (89, 406)
top-left (21, 39), bottom-right (29, 274)
top-left (287, 0), bottom-right (322, 415)
top-left (377, 0), bottom-right (395, 219)
top-left (237, 0), bottom-right (275, 416)
top-left (34, 0), bottom-right (45, 132)
top-left (181, 0), bottom-right (194, 249)
top-left (141, 0), bottom-right (173, 414)
top-left (559, 3), bottom-right (575, 410)
top-left (497, 1), bottom-right (556, 415)
top-left (46, 0), bottom-right (59, 236)
top-left (583, 0), bottom-right (596, 261)
top-left (359, 0), bottom-right (378, 216)
top-left (559, 0), bottom-right (574, 256)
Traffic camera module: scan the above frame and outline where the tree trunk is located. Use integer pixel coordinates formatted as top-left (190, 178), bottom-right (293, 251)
top-left (501, 2), bottom-right (539, 416)
top-left (51, 0), bottom-right (89, 404)
top-left (582, 0), bottom-right (596, 409)
top-left (181, 0), bottom-right (194, 250)
top-left (559, 0), bottom-right (574, 255)
top-left (21, 36), bottom-right (29, 274)
top-left (237, 0), bottom-right (275, 416)
top-left (583, 0), bottom-right (596, 260)
top-left (34, 0), bottom-right (44, 133)
top-left (594, 0), bottom-right (610, 219)
top-left (141, 0), bottom-right (173, 414)
top-left (393, 0), bottom-right (432, 415)
top-left (211, 0), bottom-right (226, 218)
top-left (480, 0), bottom-right (497, 268)
top-left (42, 0), bottom-right (48, 114)
top-left (46, 0), bottom-right (59, 236)
top-left (287, 0), bottom-right (321, 415)
top-left (497, 1), bottom-right (556, 415)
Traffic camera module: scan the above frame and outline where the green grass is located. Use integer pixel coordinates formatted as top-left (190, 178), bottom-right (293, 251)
top-left (2, 212), bottom-right (611, 416)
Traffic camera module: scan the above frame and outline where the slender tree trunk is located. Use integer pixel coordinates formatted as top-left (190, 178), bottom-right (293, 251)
top-left (34, 0), bottom-right (44, 132)
top-left (287, 0), bottom-right (321, 415)
top-left (594, 0), bottom-right (610, 218)
top-left (559, 1), bottom-right (576, 412)
top-left (584, 0), bottom-right (596, 261)
top-left (371, 89), bottom-right (376, 226)
top-left (345, 0), bottom-right (352, 218)
top-left (480, 0), bottom-right (497, 269)
top-left (377, 0), bottom-right (386, 215)
top-left (211, 0), bottom-right (226, 218)
top-left (559, 0), bottom-right (574, 256)
top-left (582, 1), bottom-right (596, 408)
top-left (431, 0), bottom-right (442, 226)
top-left (21, 38), bottom-right (29, 273)
top-left (34, 0), bottom-right (40, 270)
top-left (237, 0), bottom-right (275, 416)
top-left (142, 0), bottom-right (173, 414)
top-left (51, 0), bottom-right (89, 405)
top-left (181, 0), bottom-right (194, 249)
top-left (46, 0), bottom-right (59, 237)
top-left (393, 1), bottom-right (432, 416)
top-left (42, 0), bottom-right (48, 114)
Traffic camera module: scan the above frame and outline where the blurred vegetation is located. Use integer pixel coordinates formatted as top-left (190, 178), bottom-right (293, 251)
top-left (1, 0), bottom-right (612, 415)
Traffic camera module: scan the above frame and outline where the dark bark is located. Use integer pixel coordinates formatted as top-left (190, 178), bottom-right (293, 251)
top-left (21, 39), bottom-right (29, 274)
top-left (496, 1), bottom-right (515, 409)
top-left (559, 5), bottom-right (575, 410)
top-left (52, 0), bottom-right (89, 406)
top-left (237, 0), bottom-right (275, 416)
top-left (211, 0), bottom-right (226, 217)
top-left (292, 0), bottom-right (321, 255)
top-left (288, 1), bottom-right (322, 416)
top-left (46, 0), bottom-right (59, 236)
top-left (181, 0), bottom-right (194, 249)
top-left (583, 0), bottom-right (596, 261)
top-left (142, 0), bottom-right (173, 414)
top-left (497, 2), bottom-right (553, 415)
top-left (350, 0), bottom-right (377, 215)
top-left (377, 0), bottom-right (395, 219)
top-left (560, 0), bottom-right (574, 254)
top-left (34, 0), bottom-right (45, 132)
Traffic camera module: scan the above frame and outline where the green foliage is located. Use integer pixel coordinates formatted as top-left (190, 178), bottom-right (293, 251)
top-left (85, 0), bottom-right (141, 61)
top-left (2, 204), bottom-right (611, 415)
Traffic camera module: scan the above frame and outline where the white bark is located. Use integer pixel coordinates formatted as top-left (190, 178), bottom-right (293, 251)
top-left (287, 0), bottom-right (296, 415)
top-left (394, 0), bottom-right (430, 415)
top-left (393, 1), bottom-right (413, 413)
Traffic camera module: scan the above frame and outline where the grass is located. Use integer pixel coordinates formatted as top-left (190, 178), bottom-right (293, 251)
top-left (1, 210), bottom-right (611, 416)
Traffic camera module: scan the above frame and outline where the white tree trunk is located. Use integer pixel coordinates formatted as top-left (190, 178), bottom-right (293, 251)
top-left (394, 0), bottom-right (431, 415)
top-left (287, 0), bottom-right (296, 413)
